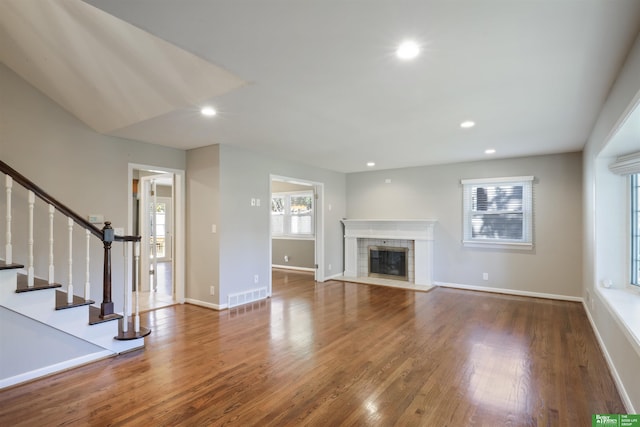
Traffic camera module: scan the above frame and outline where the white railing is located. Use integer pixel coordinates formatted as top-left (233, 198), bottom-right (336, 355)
top-left (1, 161), bottom-right (144, 336)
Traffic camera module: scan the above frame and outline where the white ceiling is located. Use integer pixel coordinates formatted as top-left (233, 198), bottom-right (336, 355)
top-left (2, 1), bottom-right (640, 173)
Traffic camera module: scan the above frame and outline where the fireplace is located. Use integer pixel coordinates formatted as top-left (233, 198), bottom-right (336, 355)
top-left (341, 219), bottom-right (437, 286)
top-left (369, 246), bottom-right (409, 281)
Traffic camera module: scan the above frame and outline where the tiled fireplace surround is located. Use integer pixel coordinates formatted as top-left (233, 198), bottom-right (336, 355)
top-left (342, 219), bottom-right (437, 286)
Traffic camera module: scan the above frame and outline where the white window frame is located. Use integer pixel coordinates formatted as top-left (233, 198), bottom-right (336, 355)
top-left (271, 190), bottom-right (315, 239)
top-left (461, 176), bottom-right (534, 250)
top-left (631, 173), bottom-right (639, 287)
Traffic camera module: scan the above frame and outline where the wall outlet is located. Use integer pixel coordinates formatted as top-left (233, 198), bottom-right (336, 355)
top-left (482, 272), bottom-right (488, 280)
top-left (210, 286), bottom-right (215, 296)
top-left (250, 198), bottom-right (256, 206)
top-left (284, 255), bottom-right (289, 262)
top-left (254, 274), bottom-right (259, 284)
top-left (256, 198), bottom-right (261, 207)
top-left (328, 263), bottom-right (332, 271)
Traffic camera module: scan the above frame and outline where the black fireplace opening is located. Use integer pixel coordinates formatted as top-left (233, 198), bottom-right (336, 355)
top-left (368, 246), bottom-right (408, 281)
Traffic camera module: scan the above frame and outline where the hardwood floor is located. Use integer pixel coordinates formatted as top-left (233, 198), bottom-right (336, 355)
top-left (0, 270), bottom-right (624, 426)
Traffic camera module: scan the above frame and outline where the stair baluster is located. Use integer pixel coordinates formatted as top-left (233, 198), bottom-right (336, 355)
top-left (48, 204), bottom-right (55, 284)
top-left (67, 217), bottom-right (73, 304)
top-left (5, 175), bottom-right (12, 264)
top-left (0, 160), bottom-right (148, 347)
top-left (85, 229), bottom-right (90, 300)
top-left (27, 191), bottom-right (35, 287)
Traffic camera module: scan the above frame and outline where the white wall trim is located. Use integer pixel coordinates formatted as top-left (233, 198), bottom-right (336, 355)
top-left (185, 298), bottom-right (228, 311)
top-left (0, 351), bottom-right (113, 389)
top-left (272, 265), bottom-right (315, 272)
top-left (322, 272), bottom-right (344, 282)
top-left (434, 281), bottom-right (583, 302)
top-left (582, 301), bottom-right (635, 413)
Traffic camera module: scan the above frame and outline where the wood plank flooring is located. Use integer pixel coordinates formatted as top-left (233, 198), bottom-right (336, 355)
top-left (0, 269), bottom-right (624, 426)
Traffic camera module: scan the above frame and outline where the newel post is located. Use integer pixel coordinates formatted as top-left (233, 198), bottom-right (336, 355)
top-left (101, 221), bottom-right (115, 318)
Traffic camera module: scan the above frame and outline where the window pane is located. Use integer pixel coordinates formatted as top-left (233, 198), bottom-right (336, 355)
top-left (473, 185), bottom-right (523, 212)
top-left (271, 215), bottom-right (284, 235)
top-left (289, 195), bottom-right (312, 214)
top-left (272, 197), bottom-right (284, 214)
top-left (632, 174), bottom-right (639, 286)
top-left (471, 213), bottom-right (523, 240)
top-left (291, 215), bottom-right (312, 234)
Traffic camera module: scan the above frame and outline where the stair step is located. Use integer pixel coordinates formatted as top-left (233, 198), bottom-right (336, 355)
top-left (16, 274), bottom-right (62, 293)
top-left (88, 306), bottom-right (122, 325)
top-left (115, 321), bottom-right (151, 341)
top-left (0, 260), bottom-right (23, 270)
top-left (55, 290), bottom-right (94, 310)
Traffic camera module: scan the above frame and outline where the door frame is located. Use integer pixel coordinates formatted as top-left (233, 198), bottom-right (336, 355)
top-left (128, 163), bottom-right (185, 304)
top-left (269, 175), bottom-right (325, 295)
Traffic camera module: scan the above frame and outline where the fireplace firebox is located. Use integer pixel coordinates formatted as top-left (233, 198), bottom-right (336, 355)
top-left (368, 246), bottom-right (409, 281)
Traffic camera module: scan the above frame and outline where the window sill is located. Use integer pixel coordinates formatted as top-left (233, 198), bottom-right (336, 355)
top-left (272, 235), bottom-right (315, 241)
top-left (595, 285), bottom-right (640, 356)
top-left (462, 240), bottom-right (533, 250)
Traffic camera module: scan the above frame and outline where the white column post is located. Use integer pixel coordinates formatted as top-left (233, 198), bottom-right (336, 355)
top-left (48, 204), bottom-right (55, 284)
top-left (151, 180), bottom-right (158, 292)
top-left (67, 217), bottom-right (74, 304)
top-left (5, 175), bottom-right (12, 264)
top-left (27, 191), bottom-right (35, 287)
top-left (85, 229), bottom-right (91, 301)
top-left (122, 241), bottom-right (129, 333)
top-left (134, 241), bottom-right (140, 333)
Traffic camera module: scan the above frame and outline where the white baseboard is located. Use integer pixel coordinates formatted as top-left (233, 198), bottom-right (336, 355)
top-left (321, 272), bottom-right (344, 282)
top-left (434, 281), bottom-right (583, 302)
top-left (582, 300), bottom-right (634, 413)
top-left (184, 298), bottom-right (228, 311)
top-left (0, 350), bottom-right (113, 389)
top-left (272, 265), bottom-right (315, 272)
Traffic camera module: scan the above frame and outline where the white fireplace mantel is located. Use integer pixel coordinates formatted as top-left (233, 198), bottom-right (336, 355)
top-left (341, 219), bottom-right (437, 286)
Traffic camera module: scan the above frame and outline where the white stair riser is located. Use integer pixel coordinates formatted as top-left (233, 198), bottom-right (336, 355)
top-left (0, 269), bottom-right (143, 354)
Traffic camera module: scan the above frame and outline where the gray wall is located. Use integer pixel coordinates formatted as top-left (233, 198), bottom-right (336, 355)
top-left (216, 144), bottom-right (346, 305)
top-left (272, 239), bottom-right (315, 269)
top-left (583, 32), bottom-right (640, 411)
top-left (347, 152), bottom-right (583, 297)
top-left (185, 144), bottom-right (346, 306)
top-left (0, 63), bottom-right (186, 312)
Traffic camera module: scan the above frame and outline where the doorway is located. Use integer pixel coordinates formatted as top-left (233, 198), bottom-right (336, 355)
top-left (128, 164), bottom-right (185, 312)
top-left (269, 175), bottom-right (324, 296)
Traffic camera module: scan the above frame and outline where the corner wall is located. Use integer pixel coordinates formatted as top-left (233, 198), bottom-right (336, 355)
top-left (185, 144), bottom-right (346, 308)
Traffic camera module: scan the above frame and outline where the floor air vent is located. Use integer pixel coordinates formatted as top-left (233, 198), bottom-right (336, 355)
top-left (228, 287), bottom-right (268, 308)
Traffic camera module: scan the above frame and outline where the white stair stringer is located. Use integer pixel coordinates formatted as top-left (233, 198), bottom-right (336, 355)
top-left (0, 269), bottom-right (143, 354)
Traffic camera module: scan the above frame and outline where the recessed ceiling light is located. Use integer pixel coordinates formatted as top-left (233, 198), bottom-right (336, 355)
top-left (367, 162), bottom-right (376, 167)
top-left (485, 148), bottom-right (496, 154)
top-left (201, 106), bottom-right (217, 117)
top-left (396, 40), bottom-right (420, 60)
top-left (460, 121), bottom-right (475, 128)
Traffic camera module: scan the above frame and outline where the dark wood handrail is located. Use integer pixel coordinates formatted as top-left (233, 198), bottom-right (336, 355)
top-left (0, 160), bottom-right (140, 242)
top-left (1, 159), bottom-right (141, 318)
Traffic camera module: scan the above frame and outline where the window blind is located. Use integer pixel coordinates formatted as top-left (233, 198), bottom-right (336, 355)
top-left (462, 176), bottom-right (534, 247)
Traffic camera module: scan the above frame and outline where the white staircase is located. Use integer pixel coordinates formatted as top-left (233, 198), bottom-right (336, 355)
top-left (0, 160), bottom-right (150, 388)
